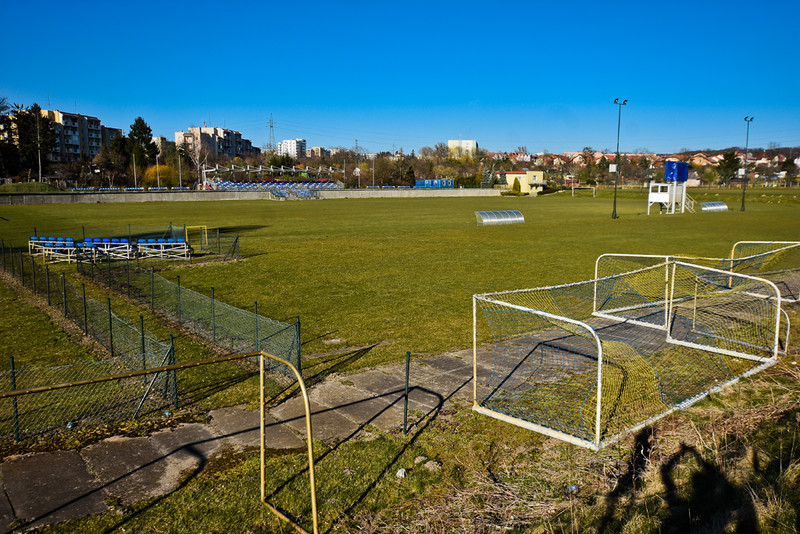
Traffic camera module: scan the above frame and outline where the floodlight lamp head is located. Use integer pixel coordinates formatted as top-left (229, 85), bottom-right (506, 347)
top-left (622, 99), bottom-right (628, 105)
top-left (614, 98), bottom-right (619, 104)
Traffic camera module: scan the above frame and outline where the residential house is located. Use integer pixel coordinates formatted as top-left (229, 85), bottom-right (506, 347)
top-left (494, 170), bottom-right (546, 194)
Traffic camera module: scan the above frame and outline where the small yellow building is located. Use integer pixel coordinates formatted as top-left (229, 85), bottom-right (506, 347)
top-left (494, 170), bottom-right (546, 194)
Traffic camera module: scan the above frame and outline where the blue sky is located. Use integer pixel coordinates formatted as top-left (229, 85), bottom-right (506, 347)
top-left (4, 0), bottom-right (799, 155)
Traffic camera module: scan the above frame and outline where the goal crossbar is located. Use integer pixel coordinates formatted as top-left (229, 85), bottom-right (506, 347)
top-left (474, 257), bottom-right (783, 450)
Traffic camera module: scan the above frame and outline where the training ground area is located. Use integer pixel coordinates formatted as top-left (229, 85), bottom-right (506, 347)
top-left (3, 188), bottom-right (798, 370)
top-left (2, 187), bottom-right (800, 532)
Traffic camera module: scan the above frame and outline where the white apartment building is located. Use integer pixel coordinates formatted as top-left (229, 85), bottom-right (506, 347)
top-left (448, 139), bottom-right (478, 157)
top-left (278, 138), bottom-right (306, 159)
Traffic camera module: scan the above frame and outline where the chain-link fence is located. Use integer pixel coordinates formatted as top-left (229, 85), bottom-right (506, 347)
top-left (78, 259), bottom-right (301, 376)
top-left (0, 240), bottom-right (177, 441)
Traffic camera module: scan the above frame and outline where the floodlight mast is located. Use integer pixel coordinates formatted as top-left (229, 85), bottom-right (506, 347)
top-left (741, 116), bottom-right (754, 212)
top-left (612, 98), bottom-right (627, 219)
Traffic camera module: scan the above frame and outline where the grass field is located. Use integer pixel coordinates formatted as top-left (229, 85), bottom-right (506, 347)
top-left (2, 188), bottom-right (798, 372)
top-left (2, 188), bottom-right (800, 532)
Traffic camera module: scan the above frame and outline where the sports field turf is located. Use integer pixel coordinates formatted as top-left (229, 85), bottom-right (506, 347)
top-left (1, 188), bottom-right (798, 370)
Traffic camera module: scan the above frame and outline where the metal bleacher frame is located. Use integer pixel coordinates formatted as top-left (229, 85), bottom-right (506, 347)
top-left (135, 238), bottom-right (191, 260)
top-left (28, 235), bottom-right (190, 263)
top-left (29, 236), bottom-right (78, 263)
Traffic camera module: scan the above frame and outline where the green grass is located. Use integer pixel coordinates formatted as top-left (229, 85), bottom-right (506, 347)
top-left (0, 278), bottom-right (97, 368)
top-left (2, 189), bottom-right (800, 532)
top-left (3, 189), bottom-right (797, 372)
top-left (0, 182), bottom-right (59, 194)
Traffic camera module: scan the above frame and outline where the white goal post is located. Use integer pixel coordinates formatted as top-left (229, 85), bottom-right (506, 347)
top-left (571, 186), bottom-right (596, 197)
top-left (474, 258), bottom-right (782, 450)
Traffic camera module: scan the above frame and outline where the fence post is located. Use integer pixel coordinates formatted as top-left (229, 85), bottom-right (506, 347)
top-left (295, 316), bottom-right (301, 373)
top-left (61, 273), bottom-right (67, 318)
top-left (82, 225), bottom-right (85, 241)
top-left (107, 298), bottom-right (114, 358)
top-left (1, 239), bottom-right (5, 270)
top-left (168, 333), bottom-right (178, 408)
top-left (10, 355), bottom-right (19, 442)
top-left (217, 229), bottom-right (221, 254)
top-left (254, 301), bottom-right (259, 351)
top-left (150, 267), bottom-right (155, 310)
top-left (126, 257), bottom-right (131, 298)
top-left (82, 284), bottom-right (88, 335)
top-left (140, 315), bottom-right (147, 385)
top-left (404, 351), bottom-right (411, 435)
top-left (30, 256), bottom-right (36, 295)
top-left (45, 265), bottom-right (51, 305)
top-left (90, 256), bottom-right (94, 280)
top-left (106, 253), bottom-right (111, 286)
top-left (19, 252), bottom-right (25, 287)
top-left (176, 275), bottom-right (181, 324)
top-left (9, 246), bottom-right (14, 277)
top-left (211, 286), bottom-right (216, 342)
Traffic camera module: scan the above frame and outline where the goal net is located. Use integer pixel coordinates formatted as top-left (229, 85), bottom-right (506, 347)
top-left (184, 225), bottom-right (209, 249)
top-left (595, 242), bottom-right (800, 304)
top-left (474, 260), bottom-right (781, 450)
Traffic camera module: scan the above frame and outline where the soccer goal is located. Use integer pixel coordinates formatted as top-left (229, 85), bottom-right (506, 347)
top-left (571, 186), bottom-right (596, 197)
top-left (729, 241), bottom-right (800, 303)
top-left (594, 242), bottom-right (800, 305)
top-left (184, 225), bottom-right (208, 250)
top-left (473, 259), bottom-right (781, 450)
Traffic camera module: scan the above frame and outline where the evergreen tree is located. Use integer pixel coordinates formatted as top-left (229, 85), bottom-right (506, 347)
top-left (717, 151), bottom-right (740, 184)
top-left (128, 117), bottom-right (158, 165)
top-left (0, 96), bottom-right (20, 177)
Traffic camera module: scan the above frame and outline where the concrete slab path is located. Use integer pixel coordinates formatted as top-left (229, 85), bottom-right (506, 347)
top-left (0, 350), bottom-right (489, 532)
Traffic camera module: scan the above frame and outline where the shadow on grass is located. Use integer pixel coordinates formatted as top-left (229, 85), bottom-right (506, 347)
top-left (597, 427), bottom-right (654, 534)
top-left (261, 370), bottom-right (471, 533)
top-left (262, 345), bottom-right (376, 407)
top-left (9, 413), bottom-right (298, 532)
top-left (659, 443), bottom-right (758, 534)
top-left (597, 430), bottom-right (759, 534)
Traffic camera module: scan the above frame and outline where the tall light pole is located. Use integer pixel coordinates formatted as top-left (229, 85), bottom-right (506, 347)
top-left (611, 98), bottom-right (627, 219)
top-left (741, 116), bottom-right (754, 212)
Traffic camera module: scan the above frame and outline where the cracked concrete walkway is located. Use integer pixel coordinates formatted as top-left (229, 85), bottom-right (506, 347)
top-left (0, 350), bottom-right (491, 532)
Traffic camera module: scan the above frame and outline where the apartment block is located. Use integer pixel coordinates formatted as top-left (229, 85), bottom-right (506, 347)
top-left (278, 138), bottom-right (306, 159)
top-left (40, 110), bottom-right (118, 162)
top-left (174, 125), bottom-right (260, 161)
top-left (307, 146), bottom-right (328, 158)
top-left (448, 139), bottom-right (478, 157)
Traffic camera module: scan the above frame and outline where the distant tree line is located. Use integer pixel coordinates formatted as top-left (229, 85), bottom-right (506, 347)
top-left (1, 95), bottom-right (797, 189)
